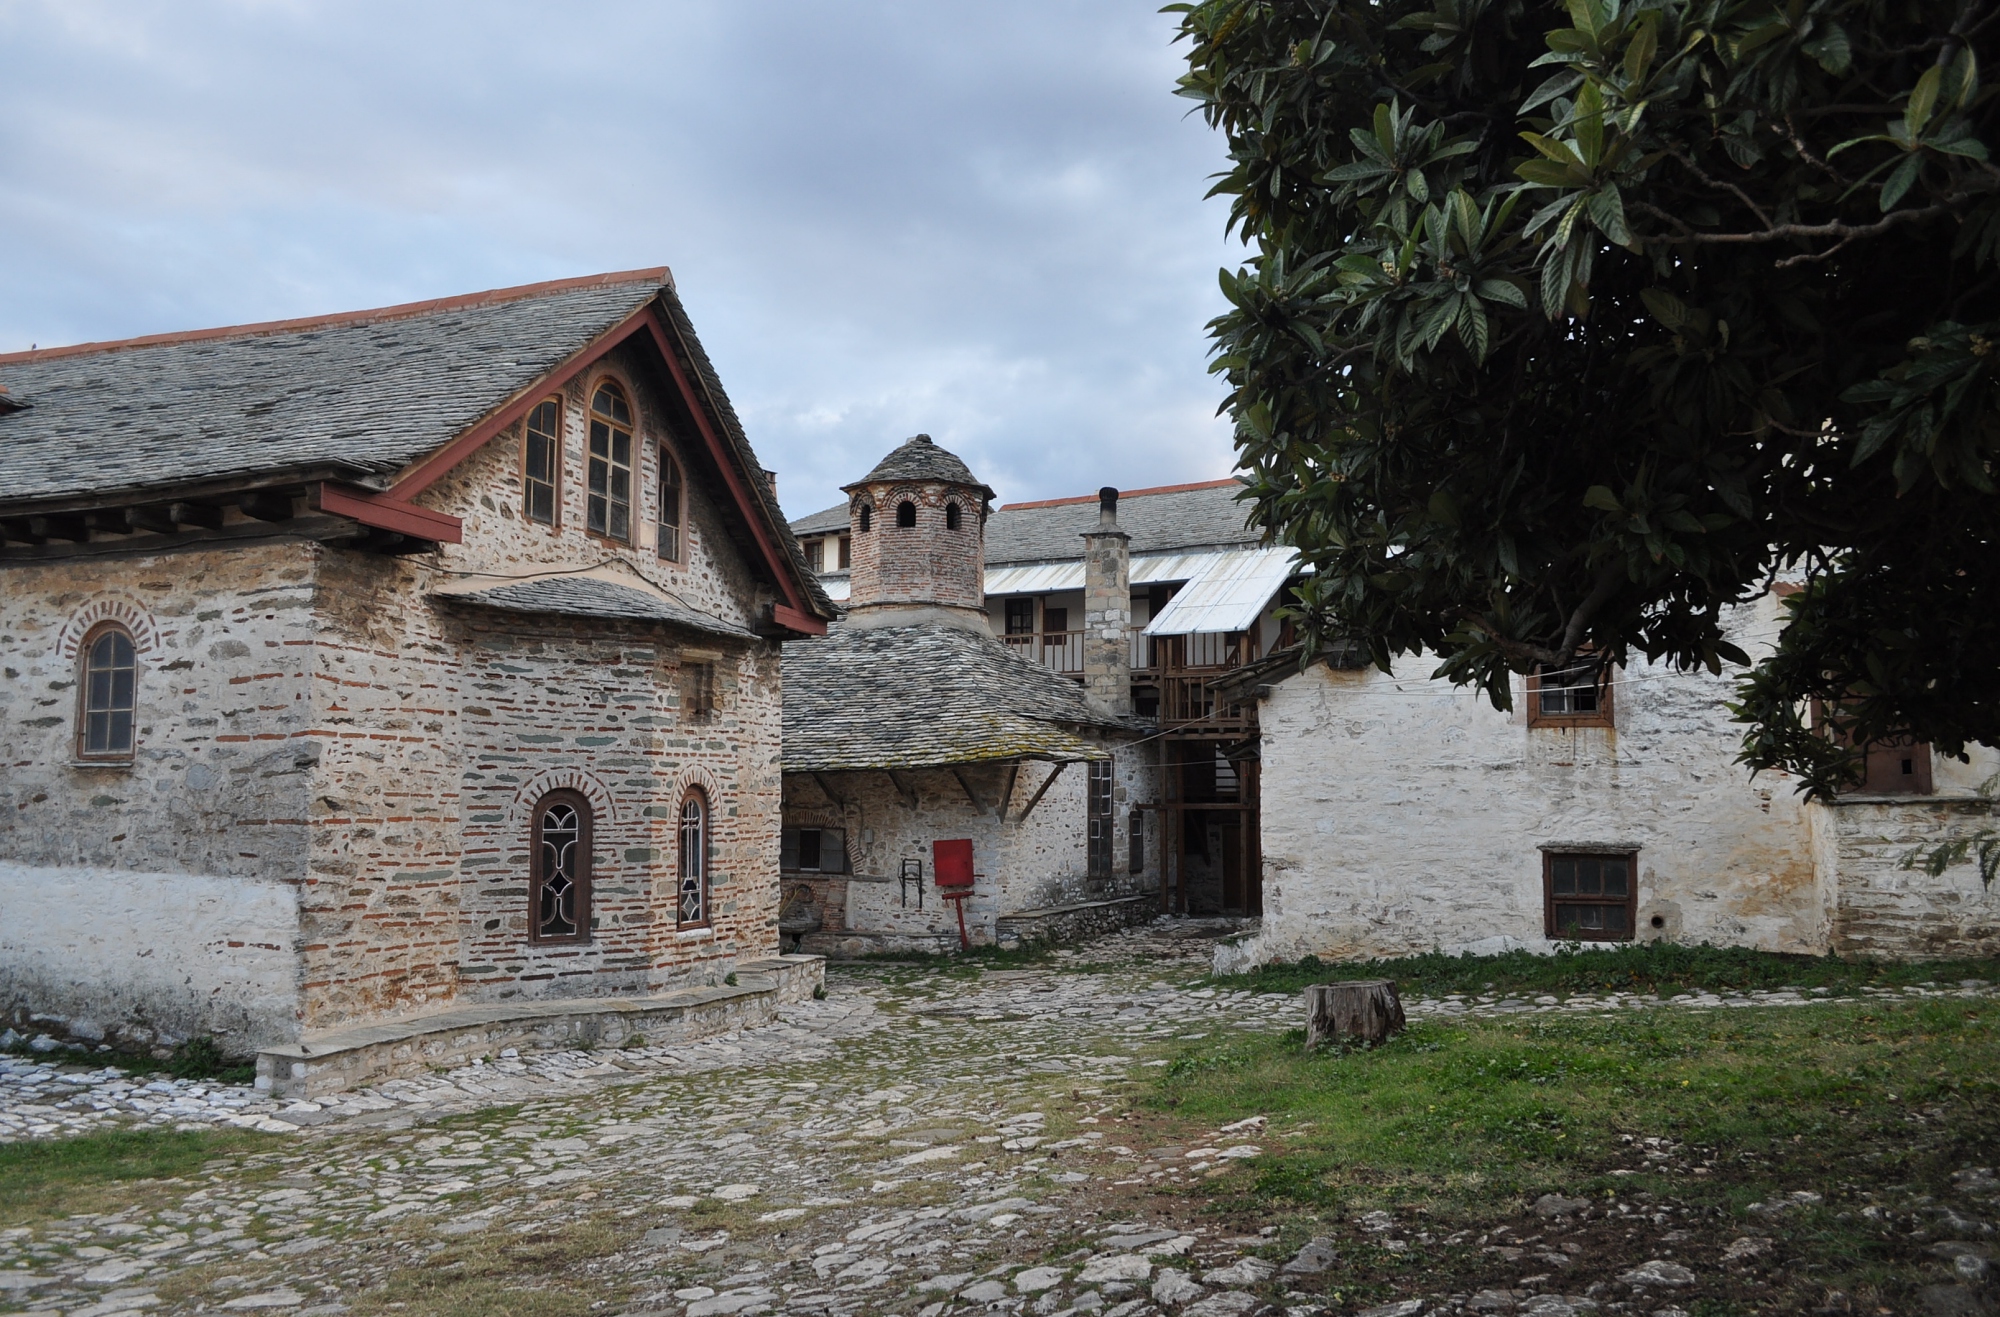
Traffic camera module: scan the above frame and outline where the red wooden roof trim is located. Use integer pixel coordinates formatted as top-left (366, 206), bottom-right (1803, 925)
top-left (316, 484), bottom-right (464, 543)
top-left (387, 303), bottom-right (653, 499)
top-left (641, 306), bottom-right (826, 637)
top-left (0, 268), bottom-right (671, 365)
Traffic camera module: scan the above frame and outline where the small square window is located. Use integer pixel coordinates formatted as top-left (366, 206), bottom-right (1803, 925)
top-left (1528, 660), bottom-right (1614, 729)
top-left (1544, 849), bottom-right (1637, 941)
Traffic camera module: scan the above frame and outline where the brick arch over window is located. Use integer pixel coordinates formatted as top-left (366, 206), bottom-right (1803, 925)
top-left (57, 597), bottom-right (162, 662)
top-left (507, 768), bottom-right (619, 831)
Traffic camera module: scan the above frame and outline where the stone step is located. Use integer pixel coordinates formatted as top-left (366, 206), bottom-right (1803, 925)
top-left (254, 954), bottom-right (824, 1099)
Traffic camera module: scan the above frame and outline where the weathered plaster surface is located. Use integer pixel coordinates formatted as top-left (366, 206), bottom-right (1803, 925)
top-left (1247, 599), bottom-right (1828, 965)
top-left (1816, 797), bottom-right (2000, 958)
top-left (0, 863), bottom-right (299, 1051)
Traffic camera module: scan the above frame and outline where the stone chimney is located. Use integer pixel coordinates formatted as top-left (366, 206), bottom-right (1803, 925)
top-left (841, 434), bottom-right (996, 632)
top-left (1081, 486), bottom-right (1132, 715)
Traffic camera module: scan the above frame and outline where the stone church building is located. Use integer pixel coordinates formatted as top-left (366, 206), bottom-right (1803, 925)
top-left (0, 270), bottom-right (835, 1088)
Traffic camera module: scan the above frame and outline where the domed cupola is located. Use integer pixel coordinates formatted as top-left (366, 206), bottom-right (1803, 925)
top-left (840, 434), bottom-right (995, 630)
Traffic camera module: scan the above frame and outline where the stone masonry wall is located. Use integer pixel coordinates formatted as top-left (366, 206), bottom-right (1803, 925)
top-left (1816, 797), bottom-right (2000, 959)
top-left (1247, 596), bottom-right (1828, 966)
top-left (0, 543), bottom-right (317, 1049)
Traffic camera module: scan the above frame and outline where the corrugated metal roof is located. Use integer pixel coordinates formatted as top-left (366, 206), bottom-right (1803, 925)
top-left (1143, 548), bottom-right (1299, 636)
top-left (981, 550), bottom-right (1236, 598)
top-left (820, 574), bottom-right (851, 602)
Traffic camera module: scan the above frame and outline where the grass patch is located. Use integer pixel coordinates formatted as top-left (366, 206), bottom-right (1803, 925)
top-left (340, 1211), bottom-right (640, 1317)
top-left (1141, 997), bottom-right (2000, 1310)
top-left (0, 1127), bottom-right (272, 1226)
top-left (1218, 940), bottom-right (2000, 999)
top-left (2, 1033), bottom-right (255, 1085)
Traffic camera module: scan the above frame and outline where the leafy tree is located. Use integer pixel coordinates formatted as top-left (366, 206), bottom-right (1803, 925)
top-left (1171, 0), bottom-right (2000, 797)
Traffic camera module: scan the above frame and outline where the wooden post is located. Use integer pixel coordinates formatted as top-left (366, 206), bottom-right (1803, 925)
top-left (1305, 980), bottom-right (1406, 1049)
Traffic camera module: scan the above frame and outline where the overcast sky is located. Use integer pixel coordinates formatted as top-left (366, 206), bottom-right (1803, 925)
top-left (0, 1), bottom-right (1242, 518)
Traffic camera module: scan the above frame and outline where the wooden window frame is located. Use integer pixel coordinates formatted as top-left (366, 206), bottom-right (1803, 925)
top-left (1004, 598), bottom-right (1035, 636)
top-left (1542, 847), bottom-right (1637, 942)
top-left (804, 538), bottom-right (825, 573)
top-left (1087, 760), bottom-right (1114, 879)
top-left (585, 376), bottom-right (636, 544)
top-left (837, 534), bottom-right (851, 569)
top-left (657, 443), bottom-right (685, 563)
top-left (521, 396), bottom-right (563, 529)
top-left (1526, 660), bottom-right (1615, 729)
top-left (1809, 700), bottom-right (1936, 795)
top-left (530, 789), bottom-right (593, 945)
top-left (782, 825), bottom-right (847, 875)
top-left (75, 621), bottom-right (139, 763)
top-left (678, 789), bottom-right (710, 929)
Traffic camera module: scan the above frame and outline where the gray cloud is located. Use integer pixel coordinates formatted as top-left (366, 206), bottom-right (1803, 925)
top-left (0, 0), bottom-right (1242, 514)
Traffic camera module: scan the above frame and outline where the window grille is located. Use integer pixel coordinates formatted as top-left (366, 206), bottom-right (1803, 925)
top-left (679, 792), bottom-right (709, 927)
top-left (658, 448), bottom-right (684, 561)
top-left (77, 624), bottom-right (138, 760)
top-left (531, 791), bottom-right (591, 942)
top-left (523, 398), bottom-right (561, 526)
top-left (587, 381), bottom-right (634, 541)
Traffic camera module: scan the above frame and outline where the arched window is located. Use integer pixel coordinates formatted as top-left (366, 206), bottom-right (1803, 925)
top-left (945, 501), bottom-right (961, 531)
top-left (530, 790), bottom-right (592, 943)
top-left (522, 397), bottom-right (561, 526)
top-left (77, 623), bottom-right (138, 761)
top-left (857, 503), bottom-right (872, 533)
top-left (896, 500), bottom-right (917, 528)
top-left (677, 790), bottom-right (709, 928)
top-left (587, 381), bottom-right (634, 541)
top-left (658, 447), bottom-right (684, 561)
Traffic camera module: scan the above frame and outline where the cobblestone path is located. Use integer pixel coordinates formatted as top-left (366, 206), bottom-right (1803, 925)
top-left (2, 925), bottom-right (1994, 1317)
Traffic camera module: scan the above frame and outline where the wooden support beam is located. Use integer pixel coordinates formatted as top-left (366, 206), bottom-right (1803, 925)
top-left (885, 770), bottom-right (919, 810)
top-left (950, 767), bottom-right (987, 815)
top-left (125, 505), bottom-right (181, 535)
top-left (238, 490), bottom-right (296, 522)
top-left (811, 772), bottom-right (847, 808)
top-left (0, 518), bottom-right (45, 545)
top-left (1013, 761), bottom-right (1067, 823)
top-left (997, 762), bottom-right (1021, 822)
top-left (27, 513), bottom-right (88, 543)
top-left (168, 501), bottom-right (225, 531)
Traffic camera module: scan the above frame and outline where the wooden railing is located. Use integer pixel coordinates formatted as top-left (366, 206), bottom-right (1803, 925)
top-left (1001, 630), bottom-right (1083, 675)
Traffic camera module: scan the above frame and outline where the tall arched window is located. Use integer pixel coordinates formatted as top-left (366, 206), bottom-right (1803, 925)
top-left (76, 623), bottom-right (138, 761)
top-left (522, 397), bottom-right (561, 526)
top-left (945, 501), bottom-right (961, 531)
top-left (677, 790), bottom-right (709, 928)
top-left (531, 790), bottom-right (592, 943)
top-left (587, 381), bottom-right (634, 541)
top-left (657, 447), bottom-right (684, 561)
top-left (896, 500), bottom-right (917, 528)
top-left (857, 503), bottom-right (872, 532)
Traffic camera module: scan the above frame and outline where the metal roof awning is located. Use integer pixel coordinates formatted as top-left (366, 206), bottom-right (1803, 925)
top-left (983, 549), bottom-right (1243, 598)
top-left (1142, 547), bottom-right (1299, 636)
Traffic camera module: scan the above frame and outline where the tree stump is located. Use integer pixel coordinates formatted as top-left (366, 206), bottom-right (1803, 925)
top-left (1305, 979), bottom-right (1406, 1050)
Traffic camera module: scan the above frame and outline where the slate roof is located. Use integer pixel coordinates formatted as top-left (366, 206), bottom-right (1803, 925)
top-left (985, 480), bottom-right (1259, 565)
top-left (782, 623), bottom-right (1127, 772)
top-left (0, 271), bottom-right (667, 506)
top-left (791, 502), bottom-right (850, 535)
top-left (843, 434), bottom-right (995, 499)
top-left (437, 574), bottom-right (755, 640)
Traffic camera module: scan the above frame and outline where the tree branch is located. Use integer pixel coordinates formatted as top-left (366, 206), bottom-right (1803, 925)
top-left (1667, 146), bottom-right (1774, 228)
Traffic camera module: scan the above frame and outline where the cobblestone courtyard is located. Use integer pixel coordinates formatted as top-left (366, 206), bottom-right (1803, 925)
top-left (4, 923), bottom-right (1996, 1317)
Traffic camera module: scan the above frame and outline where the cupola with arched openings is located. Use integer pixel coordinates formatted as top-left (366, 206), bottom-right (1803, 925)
top-left (840, 434), bottom-right (995, 628)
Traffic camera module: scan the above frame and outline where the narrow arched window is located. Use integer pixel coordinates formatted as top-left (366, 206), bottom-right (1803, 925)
top-left (658, 447), bottom-right (684, 561)
top-left (896, 500), bottom-right (917, 528)
top-left (857, 503), bottom-right (872, 532)
top-left (945, 501), bottom-right (961, 530)
top-left (77, 623), bottom-right (138, 761)
top-left (587, 381), bottom-right (634, 541)
top-left (522, 397), bottom-right (561, 526)
top-left (678, 790), bottom-right (709, 928)
top-left (531, 790), bottom-right (592, 943)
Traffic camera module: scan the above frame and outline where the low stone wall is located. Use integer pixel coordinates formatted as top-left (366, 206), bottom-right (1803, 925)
top-left (0, 863), bottom-right (301, 1055)
top-left (995, 895), bottom-right (1156, 948)
top-left (255, 954), bottom-right (822, 1099)
top-left (1818, 797), bottom-right (2000, 959)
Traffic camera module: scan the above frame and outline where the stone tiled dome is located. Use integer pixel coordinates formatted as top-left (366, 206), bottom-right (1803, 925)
top-left (842, 434), bottom-right (995, 499)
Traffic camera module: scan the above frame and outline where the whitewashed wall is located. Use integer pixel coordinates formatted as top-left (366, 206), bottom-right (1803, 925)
top-left (1242, 596), bottom-right (1840, 966)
